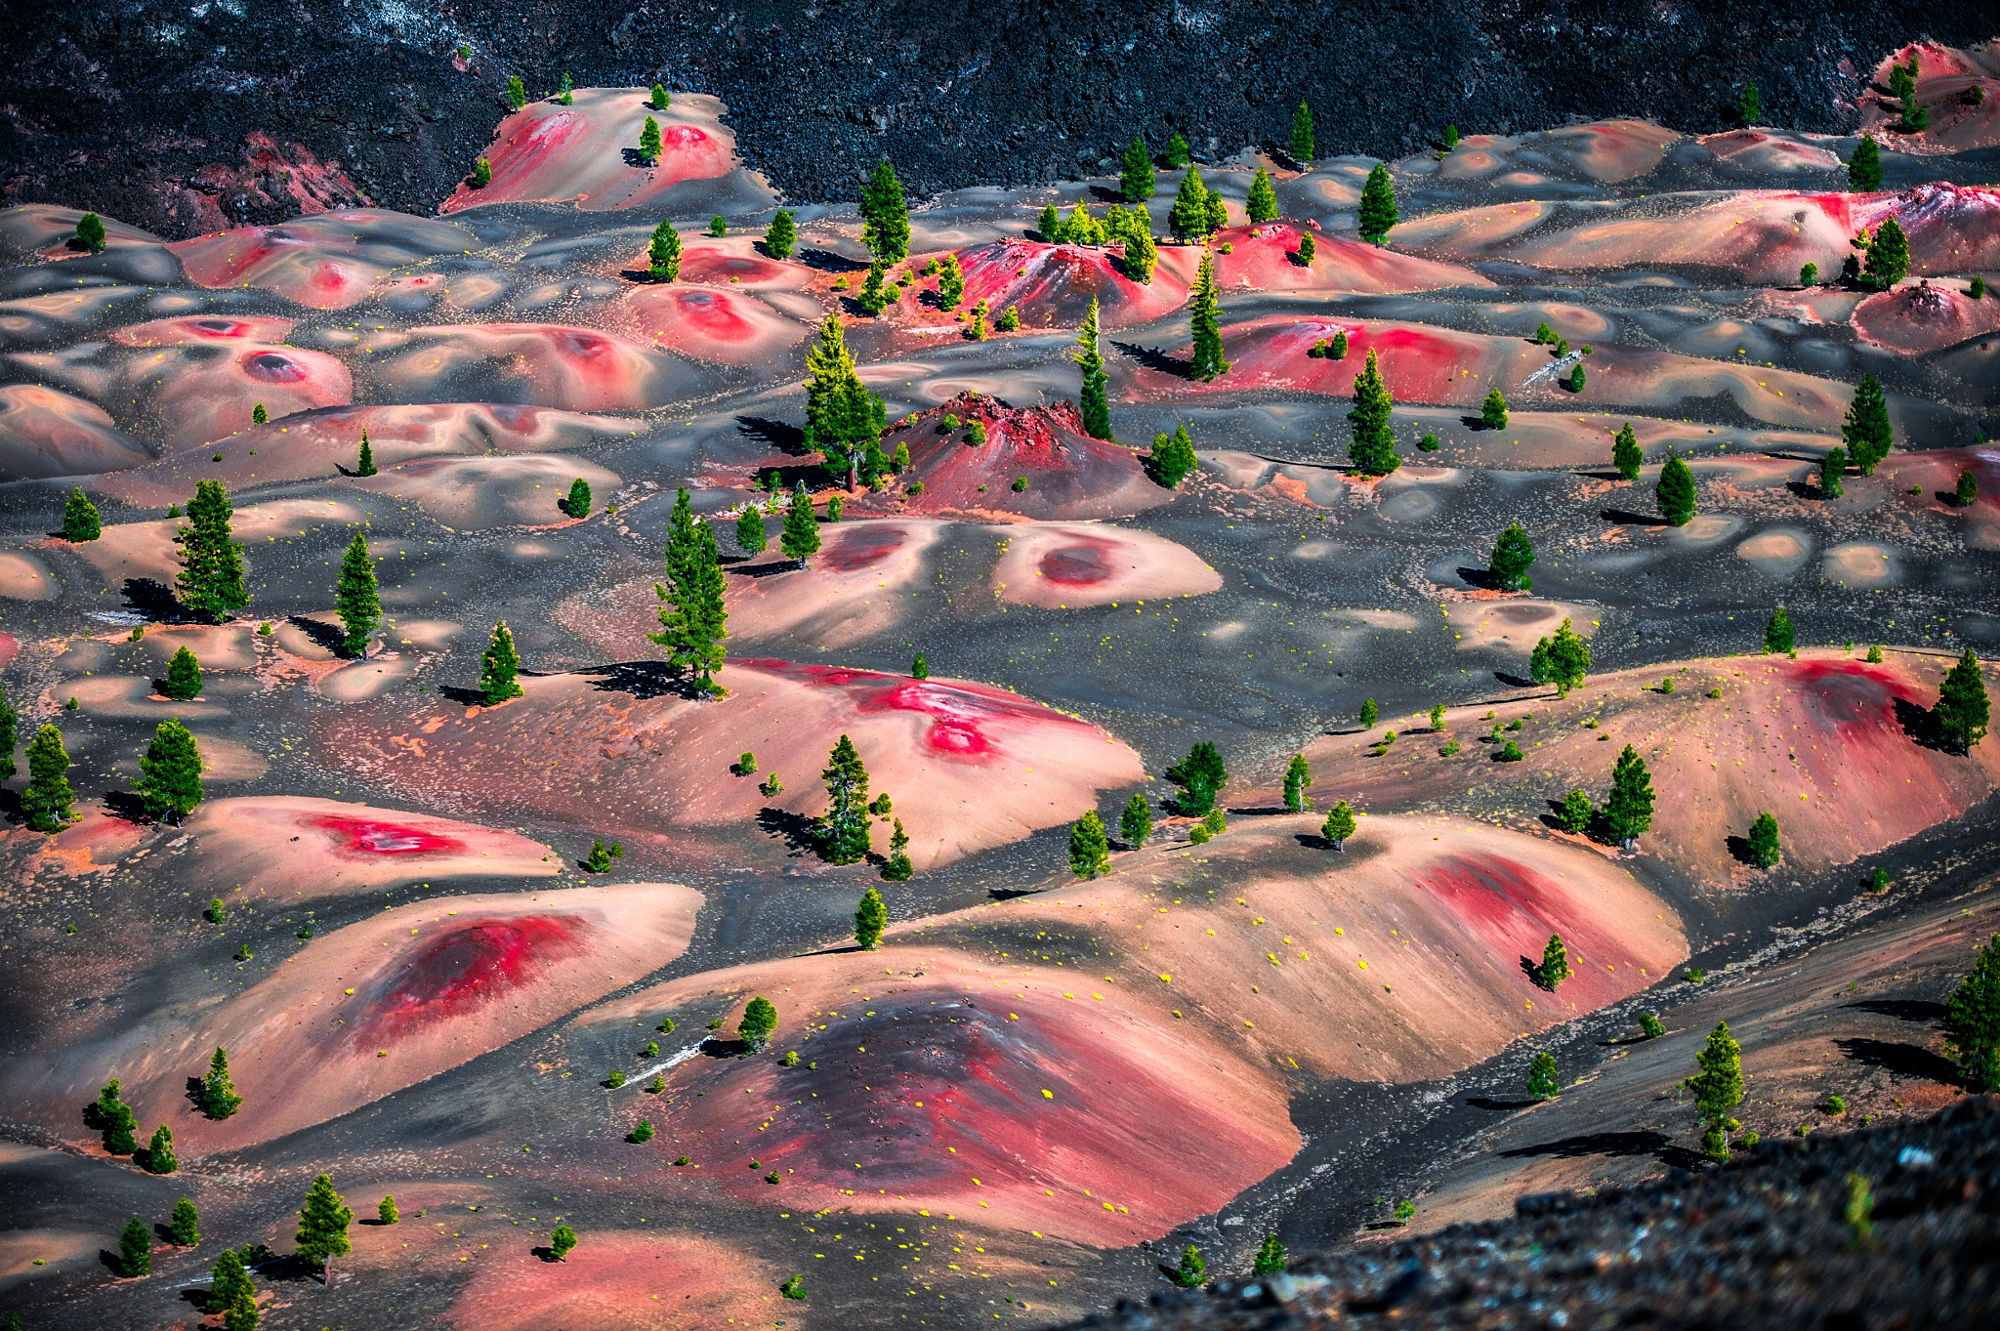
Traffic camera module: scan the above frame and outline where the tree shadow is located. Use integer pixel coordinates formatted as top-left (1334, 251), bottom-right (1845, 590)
top-left (1843, 998), bottom-right (1947, 1023)
top-left (1112, 340), bottom-right (1189, 377)
top-left (1456, 567), bottom-right (1514, 592)
top-left (1599, 507), bottom-right (1659, 526)
top-left (184, 1076), bottom-right (207, 1113)
top-left (436, 683), bottom-right (487, 706)
top-left (1466, 1095), bottom-right (1538, 1111)
top-left (1833, 1036), bottom-right (1959, 1085)
top-left (577, 660), bottom-right (686, 701)
top-left (1892, 697), bottom-right (1950, 752)
top-left (122, 577), bottom-right (185, 622)
top-left (1293, 832), bottom-right (1336, 850)
top-left (1500, 1129), bottom-right (1703, 1170)
top-left (988, 884), bottom-right (1041, 901)
top-left (736, 416), bottom-right (806, 452)
top-left (728, 560), bottom-right (800, 580)
top-left (1493, 670), bottom-right (1537, 689)
top-left (1725, 834), bottom-right (1763, 866)
top-left (699, 1036), bottom-right (751, 1059)
top-left (1784, 480), bottom-right (1837, 502)
top-left (797, 248), bottom-right (869, 273)
top-left (756, 806), bottom-right (819, 856)
top-left (101, 791), bottom-right (152, 825)
top-left (286, 614), bottom-right (347, 656)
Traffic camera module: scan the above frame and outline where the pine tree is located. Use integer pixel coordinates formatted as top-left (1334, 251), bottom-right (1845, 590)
top-left (1347, 349), bottom-right (1398, 474)
top-left (145, 1124), bottom-right (177, 1174)
top-left (780, 486), bottom-right (821, 564)
top-left (550, 1224), bottom-right (578, 1261)
top-left (855, 886), bottom-right (888, 949)
top-left (1037, 203), bottom-right (1063, 241)
top-left (1529, 618), bottom-right (1592, 697)
top-left (802, 315), bottom-right (885, 486)
top-left (1357, 164), bottom-right (1398, 243)
top-left (1528, 1050), bottom-right (1560, 1099)
top-left (563, 476), bottom-right (591, 517)
top-left (648, 219), bottom-right (682, 280)
top-left (764, 209), bottom-right (797, 260)
top-left (506, 76), bottom-right (526, 110)
top-left (120, 1215), bottom-right (152, 1276)
top-left (0, 679), bottom-right (15, 781)
top-left (1657, 454), bottom-right (1697, 526)
top-left (252, 404), bottom-right (268, 426)
top-left (1841, 373), bottom-right (1894, 474)
top-left (211, 1247), bottom-right (254, 1309)
top-left (1360, 697), bottom-right (1378, 728)
top-left (882, 818), bottom-right (913, 880)
top-left (137, 719), bottom-right (204, 823)
top-left (650, 488), bottom-right (729, 694)
top-left (1820, 446), bottom-right (1846, 497)
top-left (478, 621), bottom-right (524, 703)
top-left (1535, 933), bottom-right (1571, 989)
top-left (1202, 188), bottom-right (1228, 235)
top-left (1165, 741), bottom-right (1227, 816)
top-left (1164, 132), bottom-right (1191, 168)
top-left (1171, 1243), bottom-right (1206, 1289)
top-left (1747, 811), bottom-right (1782, 868)
top-left (1957, 470), bottom-right (1979, 505)
top-left (1169, 167), bottom-right (1211, 243)
top-left (858, 259), bottom-right (892, 315)
top-left (735, 505), bottom-right (767, 556)
top-left (62, 486), bottom-right (101, 541)
top-left (1120, 135), bottom-right (1156, 202)
top-left (1120, 793), bottom-right (1153, 847)
top-left (1282, 753), bottom-right (1311, 812)
top-left (1068, 810), bottom-right (1111, 878)
top-left (1148, 426), bottom-right (1199, 488)
top-left (555, 72), bottom-right (574, 105)
top-left (1863, 215), bottom-right (1909, 286)
top-left (818, 734), bottom-right (872, 864)
top-left (379, 1194), bottom-right (400, 1225)
top-left (174, 480), bottom-right (247, 622)
top-left (1252, 1233), bottom-right (1287, 1275)
top-left (1602, 744), bottom-right (1654, 847)
top-left (650, 83), bottom-right (670, 110)
top-left (1739, 80), bottom-right (1762, 124)
top-left (1764, 606), bottom-right (1794, 654)
top-left (1320, 801), bottom-right (1358, 850)
top-left (935, 253), bottom-right (965, 309)
top-left (1188, 251), bottom-right (1229, 380)
top-left (1075, 297), bottom-right (1112, 440)
top-left (1556, 788), bottom-right (1593, 833)
top-left (860, 159), bottom-right (911, 262)
top-left (295, 1174), bottom-right (353, 1284)
top-left (76, 212), bottom-right (108, 253)
top-left (584, 840), bottom-right (612, 873)
top-left (1480, 387), bottom-right (1508, 431)
top-left (1686, 1022), bottom-right (1745, 1159)
top-left (1291, 102), bottom-right (1316, 162)
top-left (1848, 133), bottom-right (1883, 191)
top-left (23, 723), bottom-right (74, 833)
top-left (162, 645), bottom-right (203, 700)
top-left (1245, 167), bottom-right (1279, 224)
top-left (333, 531), bottom-right (379, 657)
top-left (352, 427), bottom-right (378, 477)
top-left (638, 115), bottom-right (663, 165)
top-left (1934, 646), bottom-right (1990, 753)
top-left (739, 996), bottom-right (778, 1050)
top-left (1944, 933), bottom-right (2000, 1091)
top-left (96, 1079), bottom-right (139, 1155)
top-left (169, 1197), bottom-right (201, 1246)
top-left (1488, 522), bottom-right (1534, 590)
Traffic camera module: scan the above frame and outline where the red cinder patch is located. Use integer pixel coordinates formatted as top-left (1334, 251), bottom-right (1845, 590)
top-left (314, 814), bottom-right (468, 857)
top-left (242, 350), bottom-right (310, 383)
top-left (361, 915), bottom-right (585, 1036)
top-left (821, 523), bottom-right (909, 572)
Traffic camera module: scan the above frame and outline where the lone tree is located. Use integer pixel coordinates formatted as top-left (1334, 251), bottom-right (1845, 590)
top-left (1685, 1021), bottom-right (1745, 1160)
top-left (355, 429), bottom-right (378, 477)
top-left (1245, 166), bottom-right (1279, 224)
top-left (1556, 788), bottom-right (1593, 834)
top-left (1295, 231), bottom-right (1316, 265)
top-left (650, 488), bottom-right (729, 694)
top-left (1347, 349), bottom-right (1399, 475)
top-left (1357, 164), bottom-right (1398, 243)
top-left (62, 486), bottom-right (101, 541)
top-left (1291, 102), bottom-right (1316, 161)
top-left (735, 504), bottom-right (767, 556)
top-left (1321, 800), bottom-right (1357, 851)
top-left (780, 487), bottom-right (822, 565)
top-left (1164, 131), bottom-right (1191, 168)
top-left (739, 996), bottom-right (779, 1050)
top-left (1933, 646), bottom-right (1990, 753)
top-left (136, 719), bottom-right (204, 823)
top-left (647, 220), bottom-right (682, 280)
top-left (817, 734), bottom-right (872, 864)
top-left (1188, 251), bottom-right (1229, 380)
top-left (1068, 810), bottom-right (1111, 878)
top-left (1957, 470), bottom-right (1979, 506)
top-left (1282, 753), bottom-right (1311, 812)
top-left (1252, 1232), bottom-right (1287, 1275)
top-left (1480, 387), bottom-right (1508, 431)
top-left (334, 530), bottom-right (380, 657)
top-left (1657, 453), bottom-right (1697, 526)
top-left (1612, 423), bottom-right (1642, 481)
top-left (1148, 426), bottom-right (1199, 489)
top-left (1820, 446), bottom-right (1847, 497)
top-left (650, 82), bottom-right (670, 110)
top-left (295, 1173), bottom-right (353, 1284)
top-left (144, 1124), bottom-right (177, 1174)
top-left (1944, 933), bottom-right (2000, 1092)
top-left (802, 315), bottom-right (885, 488)
top-left (882, 818), bottom-right (913, 880)
top-left (1120, 134), bottom-right (1156, 202)
top-left (1739, 79), bottom-right (1762, 124)
top-left (1165, 741), bottom-right (1227, 816)
top-left (1075, 297), bottom-right (1112, 439)
top-left (120, 1215), bottom-right (152, 1277)
top-left (480, 621), bottom-right (524, 704)
top-left (379, 1195), bottom-right (400, 1225)
top-left (1848, 133), bottom-right (1883, 190)
top-left (1529, 618), bottom-right (1592, 697)
top-left (1528, 1050), bottom-right (1560, 1100)
top-left (200, 1047), bottom-right (244, 1121)
top-left (1170, 166), bottom-right (1212, 243)
top-left (76, 212), bottom-right (108, 253)
top-left (1602, 744), bottom-right (1655, 848)
top-left (1842, 373), bottom-right (1894, 474)
top-left (1488, 522), bottom-right (1535, 591)
top-left (1120, 792), bottom-right (1153, 847)
top-left (562, 476), bottom-right (591, 518)
top-left (1863, 215), bottom-right (1910, 286)
top-left (855, 886), bottom-right (888, 950)
top-left (163, 645), bottom-right (203, 700)
top-left (550, 1224), bottom-right (577, 1262)
top-left (95, 1079), bottom-right (139, 1155)
top-left (23, 723), bottom-right (75, 833)
top-left (1534, 934), bottom-right (1572, 990)
top-left (1747, 812), bottom-right (1782, 868)
top-left (859, 159), bottom-right (911, 262)
top-left (175, 480), bottom-right (247, 622)
top-left (1764, 606), bottom-right (1795, 654)
top-left (764, 209), bottom-right (796, 259)
top-left (637, 115), bottom-right (663, 165)
top-left (168, 1197), bottom-right (201, 1246)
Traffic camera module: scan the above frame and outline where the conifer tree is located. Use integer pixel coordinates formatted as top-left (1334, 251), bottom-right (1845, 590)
top-left (252, 404), bottom-right (268, 426)
top-left (1863, 215), bottom-right (1909, 286)
top-left (120, 1215), bottom-right (152, 1276)
top-left (1165, 741), bottom-right (1227, 816)
top-left (145, 1124), bottom-right (177, 1174)
top-left (1360, 697), bottom-right (1378, 728)
top-left (935, 253), bottom-right (965, 308)
top-left (295, 1174), bottom-right (353, 1284)
top-left (1944, 933), bottom-right (2000, 1091)
top-left (1480, 387), bottom-right (1508, 431)
top-left (1037, 202), bottom-right (1063, 241)
top-left (1245, 167), bottom-right (1279, 224)
top-left (1347, 349), bottom-right (1398, 474)
top-left (1528, 1050), bottom-right (1560, 1099)
top-left (163, 645), bottom-right (203, 700)
top-left (1068, 810), bottom-right (1111, 878)
top-left (23, 723), bottom-right (74, 833)
top-left (817, 734), bottom-right (872, 864)
top-left (506, 75), bottom-right (526, 110)
top-left (549, 1224), bottom-right (577, 1261)
top-left (1657, 454), bottom-right (1697, 526)
top-left (1202, 188), bottom-right (1228, 235)
top-left (1934, 646), bottom-right (1990, 753)
top-left (764, 209), bottom-right (796, 259)
top-left (1841, 373), bottom-right (1894, 474)
top-left (562, 476), bottom-right (591, 517)
top-left (855, 886), bottom-right (888, 949)
top-left (1290, 102), bottom-right (1316, 162)
top-left (0, 680), bottom-right (14, 781)
top-left (882, 818), bottom-right (913, 880)
top-left (1357, 164), bottom-right (1398, 243)
top-left (480, 621), bottom-right (524, 703)
top-left (735, 504), bottom-right (767, 556)
top-left (1747, 811), bottom-right (1782, 868)
top-left (1321, 800), bottom-right (1357, 850)
top-left (1556, 788), bottom-right (1593, 834)
top-left (379, 1194), bottom-right (399, 1224)
top-left (97, 1079), bottom-right (139, 1155)
top-left (169, 1197), bottom-right (201, 1246)
top-left (1171, 1243), bottom-right (1206, 1289)
top-left (1602, 744), bottom-right (1654, 848)
top-left (650, 83), bottom-right (670, 110)
top-left (1148, 426), bottom-right (1198, 489)
top-left (910, 652), bottom-right (928, 678)
top-left (1075, 297), bottom-right (1112, 439)
top-left (802, 315), bottom-right (886, 487)
top-left (1535, 933), bottom-right (1571, 989)
top-left (1188, 252), bottom-right (1229, 380)
top-left (175, 480), bottom-right (247, 622)
top-left (334, 531), bottom-right (379, 657)
top-left (1764, 607), bottom-right (1794, 654)
top-left (1686, 1022), bottom-right (1744, 1159)
top-left (76, 212), bottom-right (107, 253)
top-left (1820, 446), bottom-right (1846, 497)
top-left (1956, 470), bottom-right (1978, 505)
top-left (62, 486), bottom-right (101, 541)
top-left (352, 428), bottom-right (378, 477)
top-left (638, 115), bottom-right (663, 165)
top-left (211, 1247), bottom-right (253, 1309)
top-left (860, 159), bottom-right (911, 262)
top-left (1738, 80), bottom-right (1762, 124)
top-left (1120, 135), bottom-right (1156, 202)
top-left (1164, 132), bottom-right (1190, 168)
top-left (1529, 618), bottom-right (1592, 697)
top-left (650, 488), bottom-right (729, 694)
top-left (1120, 792), bottom-right (1153, 847)
top-left (1252, 1231), bottom-right (1287, 1275)
top-left (780, 486), bottom-right (821, 564)
top-left (648, 219), bottom-right (682, 280)
top-left (1610, 422), bottom-right (1642, 480)
top-left (1282, 753), bottom-right (1311, 812)
top-left (137, 719), bottom-right (204, 823)
top-left (739, 996), bottom-right (778, 1050)
top-left (858, 259), bottom-right (892, 315)
top-left (1488, 523), bottom-right (1534, 590)
top-left (1169, 167), bottom-right (1211, 243)
top-left (1847, 133), bottom-right (1883, 191)
top-left (556, 72), bottom-right (574, 104)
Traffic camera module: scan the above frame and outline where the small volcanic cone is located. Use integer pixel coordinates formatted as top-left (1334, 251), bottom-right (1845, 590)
top-left (1853, 280), bottom-right (2000, 354)
top-left (878, 395), bottom-right (1165, 520)
top-left (947, 238), bottom-right (1190, 330)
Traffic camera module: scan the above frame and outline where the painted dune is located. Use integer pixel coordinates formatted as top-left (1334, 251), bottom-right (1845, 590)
top-left (69, 498), bottom-right (365, 587)
top-left (0, 384), bottom-right (150, 479)
top-left (377, 323), bottom-right (707, 412)
top-left (446, 1231), bottom-right (781, 1331)
top-left (1852, 281), bottom-right (2000, 354)
top-left (1202, 224), bottom-right (1491, 295)
top-left (945, 239), bottom-right (1191, 330)
top-left (167, 210), bottom-right (478, 309)
top-left (877, 397), bottom-right (1165, 520)
top-left (989, 522), bottom-right (1220, 608)
top-left (611, 283), bottom-right (810, 366)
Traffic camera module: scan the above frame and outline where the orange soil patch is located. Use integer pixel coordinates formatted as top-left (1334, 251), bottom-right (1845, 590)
top-left (609, 283), bottom-right (810, 366)
top-left (70, 498), bottom-right (364, 587)
top-left (1735, 528), bottom-right (1815, 578)
top-left (1852, 281), bottom-right (2000, 354)
top-left (445, 1230), bottom-right (781, 1331)
top-left (0, 384), bottom-right (149, 478)
top-left (166, 210), bottom-right (477, 309)
top-left (990, 522), bottom-right (1220, 608)
top-left (377, 323), bottom-right (695, 413)
top-left (1205, 223), bottom-right (1491, 295)
top-left (317, 662), bottom-right (1144, 867)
